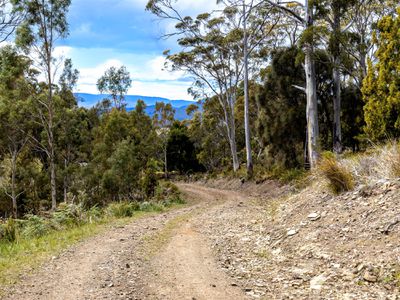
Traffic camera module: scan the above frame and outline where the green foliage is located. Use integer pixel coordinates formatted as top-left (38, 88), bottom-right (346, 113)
top-left (105, 202), bottom-right (139, 218)
top-left (166, 121), bottom-right (203, 174)
top-left (0, 218), bottom-right (18, 242)
top-left (319, 154), bottom-right (354, 194)
top-left (362, 9), bottom-right (400, 141)
top-left (256, 47), bottom-right (307, 169)
top-left (155, 181), bottom-right (184, 204)
top-left (141, 160), bottom-right (158, 199)
top-left (20, 215), bottom-right (51, 238)
top-left (97, 66), bottom-right (132, 110)
top-left (52, 203), bottom-right (87, 227)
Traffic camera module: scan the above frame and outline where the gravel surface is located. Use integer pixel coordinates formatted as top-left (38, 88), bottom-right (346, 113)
top-left (3, 180), bottom-right (399, 300)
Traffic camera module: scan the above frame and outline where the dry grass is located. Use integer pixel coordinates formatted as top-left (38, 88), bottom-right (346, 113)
top-left (342, 141), bottom-right (400, 184)
top-left (318, 156), bottom-right (354, 194)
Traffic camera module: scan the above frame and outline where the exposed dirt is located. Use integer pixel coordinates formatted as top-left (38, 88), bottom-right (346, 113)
top-left (2, 180), bottom-right (400, 300)
top-left (2, 184), bottom-right (249, 300)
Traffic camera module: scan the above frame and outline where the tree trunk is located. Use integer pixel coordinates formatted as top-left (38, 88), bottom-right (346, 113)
top-left (63, 159), bottom-right (68, 203)
top-left (11, 151), bottom-right (17, 219)
top-left (332, 6), bottom-right (342, 154)
top-left (220, 95), bottom-right (240, 173)
top-left (228, 121), bottom-right (240, 172)
top-left (164, 144), bottom-right (169, 179)
top-left (305, 0), bottom-right (319, 168)
top-left (333, 57), bottom-right (342, 153)
top-left (47, 53), bottom-right (57, 211)
top-left (243, 3), bottom-right (253, 178)
top-left (50, 145), bottom-right (57, 210)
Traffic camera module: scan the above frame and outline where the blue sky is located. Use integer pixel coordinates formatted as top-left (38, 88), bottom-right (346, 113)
top-left (56, 0), bottom-right (220, 100)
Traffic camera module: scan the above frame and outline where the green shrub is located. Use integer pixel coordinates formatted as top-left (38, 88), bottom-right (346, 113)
top-left (52, 203), bottom-right (87, 227)
top-left (20, 215), bottom-right (51, 238)
top-left (155, 181), bottom-right (180, 200)
top-left (105, 201), bottom-right (139, 218)
top-left (319, 156), bottom-right (354, 194)
top-left (0, 218), bottom-right (18, 242)
top-left (85, 205), bottom-right (103, 223)
top-left (141, 160), bottom-right (158, 199)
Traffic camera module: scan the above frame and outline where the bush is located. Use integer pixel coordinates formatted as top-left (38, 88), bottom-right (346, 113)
top-left (20, 215), bottom-right (51, 238)
top-left (52, 203), bottom-right (87, 227)
top-left (319, 155), bottom-right (354, 194)
top-left (0, 218), bottom-right (18, 242)
top-left (155, 181), bottom-right (181, 201)
top-left (141, 160), bottom-right (158, 199)
top-left (105, 201), bottom-right (139, 218)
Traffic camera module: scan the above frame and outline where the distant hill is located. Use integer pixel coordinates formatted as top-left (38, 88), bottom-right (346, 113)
top-left (75, 93), bottom-right (200, 120)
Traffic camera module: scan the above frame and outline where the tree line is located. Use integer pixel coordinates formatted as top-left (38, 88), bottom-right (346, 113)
top-left (147, 0), bottom-right (399, 172)
top-left (0, 0), bottom-right (400, 218)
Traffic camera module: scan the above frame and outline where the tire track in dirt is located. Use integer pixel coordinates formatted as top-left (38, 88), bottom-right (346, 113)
top-left (2, 183), bottom-right (248, 300)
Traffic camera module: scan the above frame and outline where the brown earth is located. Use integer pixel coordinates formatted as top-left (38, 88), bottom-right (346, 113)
top-left (2, 180), bottom-right (400, 300)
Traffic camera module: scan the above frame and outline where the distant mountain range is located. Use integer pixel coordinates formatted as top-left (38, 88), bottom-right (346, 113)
top-left (75, 93), bottom-right (200, 120)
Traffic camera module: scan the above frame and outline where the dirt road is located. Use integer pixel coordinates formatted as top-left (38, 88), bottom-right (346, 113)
top-left (2, 184), bottom-right (248, 300)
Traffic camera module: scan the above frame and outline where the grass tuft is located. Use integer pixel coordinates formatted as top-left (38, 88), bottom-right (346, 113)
top-left (319, 155), bottom-right (354, 194)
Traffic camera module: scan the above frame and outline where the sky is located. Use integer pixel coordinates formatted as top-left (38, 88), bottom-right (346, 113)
top-left (56, 0), bottom-right (221, 100)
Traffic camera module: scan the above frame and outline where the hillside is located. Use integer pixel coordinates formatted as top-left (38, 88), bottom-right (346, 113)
top-left (75, 93), bottom-right (201, 120)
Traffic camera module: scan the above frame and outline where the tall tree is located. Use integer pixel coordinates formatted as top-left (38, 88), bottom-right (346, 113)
top-left (13, 0), bottom-right (72, 210)
top-left (147, 2), bottom-right (245, 172)
top-left (97, 66), bottom-right (132, 110)
top-left (0, 46), bottom-right (35, 217)
top-left (362, 8), bottom-right (400, 140)
top-left (316, 0), bottom-right (357, 153)
top-left (218, 0), bottom-right (279, 177)
top-left (264, 0), bottom-right (319, 168)
top-left (56, 58), bottom-right (85, 203)
top-left (153, 102), bottom-right (175, 178)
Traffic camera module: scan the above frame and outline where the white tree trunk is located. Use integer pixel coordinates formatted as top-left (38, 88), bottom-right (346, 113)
top-left (228, 120), bottom-right (240, 172)
top-left (243, 3), bottom-right (253, 178)
top-left (305, 0), bottom-right (319, 168)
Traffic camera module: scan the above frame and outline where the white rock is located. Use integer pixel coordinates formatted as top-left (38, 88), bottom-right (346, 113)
top-left (310, 274), bottom-right (328, 290)
top-left (287, 229), bottom-right (297, 236)
top-left (307, 212), bottom-right (321, 221)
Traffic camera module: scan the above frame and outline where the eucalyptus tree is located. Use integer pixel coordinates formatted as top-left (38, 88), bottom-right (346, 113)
top-left (12, 0), bottom-right (72, 210)
top-left (0, 46), bottom-right (36, 217)
top-left (152, 102), bottom-right (175, 178)
top-left (264, 0), bottom-right (319, 168)
top-left (217, 0), bottom-right (279, 177)
top-left (313, 0), bottom-right (357, 153)
top-left (147, 1), bottom-right (245, 172)
top-left (97, 66), bottom-right (132, 111)
top-left (57, 58), bottom-right (84, 203)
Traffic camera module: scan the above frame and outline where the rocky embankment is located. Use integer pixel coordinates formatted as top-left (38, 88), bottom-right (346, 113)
top-left (196, 178), bottom-right (400, 300)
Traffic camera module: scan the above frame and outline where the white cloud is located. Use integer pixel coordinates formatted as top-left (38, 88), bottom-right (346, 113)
top-left (131, 55), bottom-right (185, 81)
top-left (72, 51), bottom-right (192, 100)
top-left (76, 58), bottom-right (124, 92)
top-left (129, 80), bottom-right (192, 100)
top-left (54, 46), bottom-right (73, 59)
